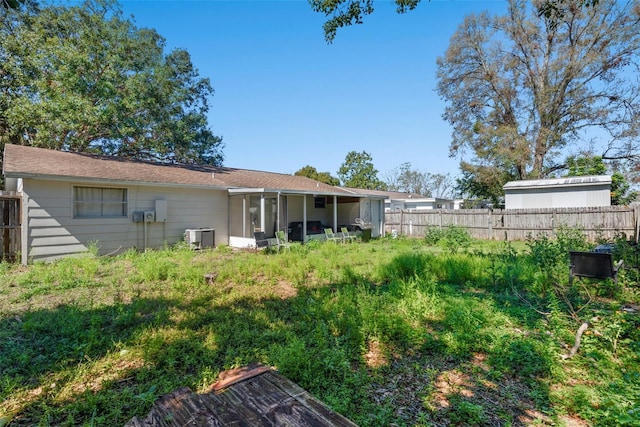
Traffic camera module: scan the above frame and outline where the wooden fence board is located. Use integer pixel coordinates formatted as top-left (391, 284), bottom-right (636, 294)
top-left (1, 193), bottom-right (21, 262)
top-left (385, 206), bottom-right (638, 242)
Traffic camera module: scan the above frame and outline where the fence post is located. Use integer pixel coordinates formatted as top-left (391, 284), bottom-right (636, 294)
top-left (635, 204), bottom-right (640, 243)
top-left (488, 209), bottom-right (493, 240)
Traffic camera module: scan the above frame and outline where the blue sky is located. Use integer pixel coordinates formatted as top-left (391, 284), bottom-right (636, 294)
top-left (119, 0), bottom-right (508, 180)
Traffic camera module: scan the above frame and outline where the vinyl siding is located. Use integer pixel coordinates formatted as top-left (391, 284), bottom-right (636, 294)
top-left (505, 185), bottom-right (610, 209)
top-left (22, 179), bottom-right (228, 262)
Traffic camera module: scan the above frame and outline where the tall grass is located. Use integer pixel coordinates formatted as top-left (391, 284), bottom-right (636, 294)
top-left (0, 234), bottom-right (638, 426)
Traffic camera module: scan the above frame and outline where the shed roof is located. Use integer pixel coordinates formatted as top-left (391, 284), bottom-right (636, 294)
top-left (3, 144), bottom-right (363, 196)
top-left (503, 175), bottom-right (612, 191)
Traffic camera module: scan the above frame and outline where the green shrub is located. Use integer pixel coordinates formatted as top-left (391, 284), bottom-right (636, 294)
top-left (424, 226), bottom-right (445, 245)
top-left (442, 224), bottom-right (473, 253)
top-left (425, 225), bottom-right (473, 253)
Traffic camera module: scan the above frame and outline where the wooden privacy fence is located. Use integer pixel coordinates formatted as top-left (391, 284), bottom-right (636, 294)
top-left (1, 192), bottom-right (21, 262)
top-left (385, 205), bottom-right (640, 242)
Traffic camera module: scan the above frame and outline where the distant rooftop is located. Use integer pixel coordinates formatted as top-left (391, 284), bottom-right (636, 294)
top-left (503, 175), bottom-right (612, 191)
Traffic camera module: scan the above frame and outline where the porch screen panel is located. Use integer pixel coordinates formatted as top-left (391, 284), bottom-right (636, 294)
top-left (74, 187), bottom-right (127, 218)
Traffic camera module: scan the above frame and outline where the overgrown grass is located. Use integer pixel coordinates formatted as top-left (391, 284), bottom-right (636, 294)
top-left (0, 234), bottom-right (638, 426)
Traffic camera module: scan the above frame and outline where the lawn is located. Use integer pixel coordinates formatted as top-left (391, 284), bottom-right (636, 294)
top-left (0, 231), bottom-right (639, 426)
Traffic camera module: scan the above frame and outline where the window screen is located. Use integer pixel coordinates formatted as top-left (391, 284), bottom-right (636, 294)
top-left (74, 187), bottom-right (127, 218)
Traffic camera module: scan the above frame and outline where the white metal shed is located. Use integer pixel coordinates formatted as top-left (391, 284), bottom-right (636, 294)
top-left (503, 175), bottom-right (612, 209)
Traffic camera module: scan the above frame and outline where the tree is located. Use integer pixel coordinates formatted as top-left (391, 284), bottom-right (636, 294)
top-left (384, 162), bottom-right (456, 197)
top-left (565, 155), bottom-right (638, 205)
top-left (1, 0), bottom-right (26, 9)
top-left (456, 167), bottom-right (512, 206)
top-left (426, 172), bottom-right (456, 199)
top-left (437, 0), bottom-right (640, 200)
top-left (0, 0), bottom-right (223, 173)
top-left (309, 0), bottom-right (601, 42)
top-left (384, 162), bottom-right (429, 194)
top-left (294, 165), bottom-right (340, 186)
top-left (610, 173), bottom-right (638, 205)
top-left (537, 0), bottom-right (600, 23)
top-left (337, 150), bottom-right (387, 190)
top-left (309, 0), bottom-right (419, 43)
top-left (566, 155), bottom-right (607, 176)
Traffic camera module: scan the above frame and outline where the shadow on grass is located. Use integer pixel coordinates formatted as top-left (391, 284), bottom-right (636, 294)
top-left (1, 250), bottom-right (559, 426)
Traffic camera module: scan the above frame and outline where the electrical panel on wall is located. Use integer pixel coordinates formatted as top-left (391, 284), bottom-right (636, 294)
top-left (132, 211), bottom-right (144, 223)
top-left (155, 200), bottom-right (167, 222)
top-left (144, 211), bottom-right (156, 222)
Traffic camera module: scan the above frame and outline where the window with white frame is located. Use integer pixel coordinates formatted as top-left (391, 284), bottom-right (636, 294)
top-left (314, 196), bottom-right (326, 209)
top-left (73, 186), bottom-right (127, 218)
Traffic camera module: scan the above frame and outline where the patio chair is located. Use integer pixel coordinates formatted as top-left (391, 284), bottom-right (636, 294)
top-left (324, 228), bottom-right (342, 244)
top-left (569, 251), bottom-right (623, 284)
top-left (254, 232), bottom-right (271, 251)
top-left (341, 227), bottom-right (357, 243)
top-left (275, 230), bottom-right (291, 252)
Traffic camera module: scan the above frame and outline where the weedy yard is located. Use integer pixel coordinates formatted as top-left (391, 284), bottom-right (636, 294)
top-left (0, 230), bottom-right (639, 426)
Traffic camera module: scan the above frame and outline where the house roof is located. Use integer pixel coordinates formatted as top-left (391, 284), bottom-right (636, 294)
top-left (342, 188), bottom-right (427, 200)
top-left (2, 144), bottom-right (359, 196)
top-left (342, 188), bottom-right (460, 202)
top-left (503, 175), bottom-right (612, 191)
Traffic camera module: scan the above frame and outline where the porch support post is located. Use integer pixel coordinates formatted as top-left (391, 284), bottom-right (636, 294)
top-left (260, 194), bottom-right (265, 233)
top-left (242, 195), bottom-right (246, 237)
top-left (276, 192), bottom-right (281, 233)
top-left (303, 194), bottom-right (307, 242)
top-left (333, 195), bottom-right (338, 232)
top-left (284, 195), bottom-right (289, 239)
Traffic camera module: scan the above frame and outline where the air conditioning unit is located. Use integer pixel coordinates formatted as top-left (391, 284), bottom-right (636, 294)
top-left (185, 228), bottom-right (215, 250)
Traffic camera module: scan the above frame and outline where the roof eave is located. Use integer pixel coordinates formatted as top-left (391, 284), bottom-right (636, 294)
top-left (7, 173), bottom-right (231, 191)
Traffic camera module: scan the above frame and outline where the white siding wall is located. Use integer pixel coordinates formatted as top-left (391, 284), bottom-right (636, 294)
top-left (505, 185), bottom-right (611, 209)
top-left (229, 195), bottom-right (245, 237)
top-left (287, 195), bottom-right (331, 224)
top-left (22, 179), bottom-right (228, 262)
top-left (337, 202), bottom-right (359, 226)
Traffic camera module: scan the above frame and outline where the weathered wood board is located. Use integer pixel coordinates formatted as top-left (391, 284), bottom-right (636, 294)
top-left (125, 365), bottom-right (358, 427)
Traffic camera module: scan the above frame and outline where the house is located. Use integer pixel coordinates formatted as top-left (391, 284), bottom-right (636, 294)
top-left (343, 189), bottom-right (461, 212)
top-left (2, 144), bottom-right (386, 264)
top-left (503, 175), bottom-right (612, 209)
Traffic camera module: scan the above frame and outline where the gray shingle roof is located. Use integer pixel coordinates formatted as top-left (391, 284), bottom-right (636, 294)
top-left (2, 144), bottom-right (355, 195)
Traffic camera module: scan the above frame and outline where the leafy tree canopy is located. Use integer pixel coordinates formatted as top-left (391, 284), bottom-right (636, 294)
top-left (0, 0), bottom-right (223, 176)
top-left (438, 0), bottom-right (640, 202)
top-left (1, 0), bottom-right (24, 9)
top-left (455, 166), bottom-right (513, 207)
top-left (565, 155), bottom-right (638, 205)
top-left (337, 150), bottom-right (387, 190)
top-left (294, 165), bottom-right (340, 186)
top-left (309, 0), bottom-right (600, 42)
top-left (309, 0), bottom-right (419, 43)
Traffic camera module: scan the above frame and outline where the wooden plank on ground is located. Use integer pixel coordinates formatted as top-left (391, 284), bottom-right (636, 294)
top-left (125, 365), bottom-right (358, 427)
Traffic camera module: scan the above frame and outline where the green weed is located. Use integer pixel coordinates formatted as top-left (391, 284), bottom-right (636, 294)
top-left (0, 236), bottom-right (637, 426)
